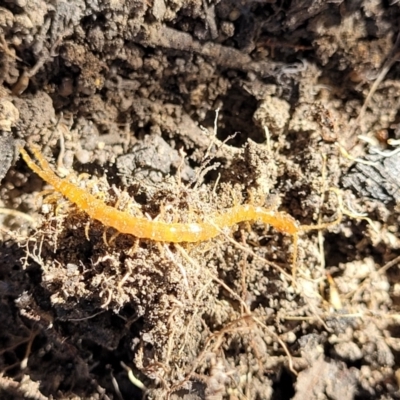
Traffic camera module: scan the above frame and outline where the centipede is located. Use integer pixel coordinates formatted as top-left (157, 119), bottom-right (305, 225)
top-left (20, 144), bottom-right (339, 277)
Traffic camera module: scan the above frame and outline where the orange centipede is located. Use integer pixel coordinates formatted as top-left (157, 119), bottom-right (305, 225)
top-left (20, 144), bottom-right (329, 275)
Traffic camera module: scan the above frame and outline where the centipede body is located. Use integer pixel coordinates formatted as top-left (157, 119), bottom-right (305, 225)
top-left (20, 145), bottom-right (299, 247)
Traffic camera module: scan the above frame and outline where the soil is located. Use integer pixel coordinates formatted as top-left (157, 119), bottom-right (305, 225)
top-left (1, 1), bottom-right (400, 399)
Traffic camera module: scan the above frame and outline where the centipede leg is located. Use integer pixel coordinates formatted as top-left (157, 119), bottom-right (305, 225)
top-left (291, 232), bottom-right (299, 280)
top-left (109, 231), bottom-right (120, 245)
top-left (85, 221), bottom-right (91, 241)
top-left (102, 228), bottom-right (109, 246)
top-left (127, 238), bottom-right (139, 256)
top-left (55, 200), bottom-right (70, 216)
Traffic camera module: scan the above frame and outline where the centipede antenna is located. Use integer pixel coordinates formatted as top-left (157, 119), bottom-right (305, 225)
top-left (33, 145), bottom-right (55, 172)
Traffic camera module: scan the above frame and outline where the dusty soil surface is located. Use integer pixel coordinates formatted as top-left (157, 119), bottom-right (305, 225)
top-left (1, 1), bottom-right (400, 399)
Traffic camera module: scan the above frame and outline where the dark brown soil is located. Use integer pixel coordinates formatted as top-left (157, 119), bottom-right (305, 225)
top-left (1, 1), bottom-right (400, 399)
